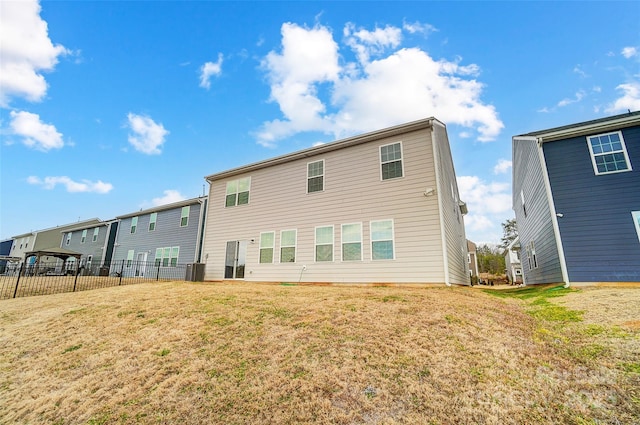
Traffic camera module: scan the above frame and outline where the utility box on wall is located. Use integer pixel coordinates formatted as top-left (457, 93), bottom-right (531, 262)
top-left (185, 263), bottom-right (205, 282)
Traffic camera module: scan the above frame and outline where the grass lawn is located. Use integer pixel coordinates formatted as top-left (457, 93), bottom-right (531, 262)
top-left (0, 282), bottom-right (638, 424)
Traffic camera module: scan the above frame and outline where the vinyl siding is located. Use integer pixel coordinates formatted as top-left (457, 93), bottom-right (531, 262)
top-left (433, 122), bottom-right (469, 285)
top-left (203, 126), bottom-right (450, 283)
top-left (543, 125), bottom-right (640, 282)
top-left (112, 201), bottom-right (204, 265)
top-left (512, 137), bottom-right (564, 284)
top-left (62, 225), bottom-right (110, 265)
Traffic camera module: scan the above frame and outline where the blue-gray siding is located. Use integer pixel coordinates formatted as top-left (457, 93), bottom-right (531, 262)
top-left (112, 202), bottom-right (204, 265)
top-left (63, 225), bottom-right (111, 266)
top-left (543, 125), bottom-right (640, 282)
top-left (512, 137), bottom-right (564, 284)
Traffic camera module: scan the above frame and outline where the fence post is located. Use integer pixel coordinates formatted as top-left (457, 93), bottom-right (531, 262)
top-left (156, 262), bottom-right (161, 281)
top-left (73, 262), bottom-right (80, 292)
top-left (13, 263), bottom-right (24, 299)
top-left (118, 260), bottom-right (124, 285)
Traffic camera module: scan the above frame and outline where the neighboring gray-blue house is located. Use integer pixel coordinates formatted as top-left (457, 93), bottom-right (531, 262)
top-left (60, 219), bottom-right (119, 273)
top-left (111, 196), bottom-right (208, 277)
top-left (512, 111), bottom-right (640, 286)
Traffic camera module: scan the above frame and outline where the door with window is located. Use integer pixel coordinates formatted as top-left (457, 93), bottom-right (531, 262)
top-left (225, 241), bottom-right (247, 279)
top-left (135, 252), bottom-right (147, 277)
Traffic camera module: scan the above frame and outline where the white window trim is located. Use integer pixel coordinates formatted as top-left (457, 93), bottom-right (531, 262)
top-left (225, 177), bottom-right (251, 207)
top-left (586, 131), bottom-right (632, 175)
top-left (341, 222), bottom-right (363, 262)
top-left (259, 231), bottom-right (275, 264)
top-left (149, 212), bottom-right (157, 231)
top-left (130, 217), bottom-right (138, 234)
top-left (370, 219), bottom-right (395, 260)
top-left (66, 233), bottom-right (72, 246)
top-left (180, 206), bottom-right (190, 227)
top-left (632, 211), bottom-right (640, 243)
top-left (92, 228), bottom-right (99, 242)
top-left (315, 225), bottom-right (334, 262)
top-left (279, 229), bottom-right (297, 263)
top-left (379, 141), bottom-right (404, 181)
top-left (81, 229), bottom-right (87, 244)
top-left (307, 159), bottom-right (325, 194)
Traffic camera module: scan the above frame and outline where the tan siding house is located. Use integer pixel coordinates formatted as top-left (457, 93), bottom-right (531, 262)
top-left (203, 118), bottom-right (469, 285)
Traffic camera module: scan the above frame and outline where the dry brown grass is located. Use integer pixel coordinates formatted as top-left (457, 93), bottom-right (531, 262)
top-left (0, 282), bottom-right (638, 424)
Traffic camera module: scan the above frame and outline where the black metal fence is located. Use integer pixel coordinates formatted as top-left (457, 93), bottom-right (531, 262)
top-left (0, 260), bottom-right (188, 300)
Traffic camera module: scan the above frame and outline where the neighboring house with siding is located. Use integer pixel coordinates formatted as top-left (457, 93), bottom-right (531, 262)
top-left (467, 240), bottom-right (479, 282)
top-left (0, 239), bottom-right (15, 273)
top-left (504, 237), bottom-right (523, 285)
top-left (111, 197), bottom-right (208, 277)
top-left (512, 111), bottom-right (640, 286)
top-left (60, 219), bottom-right (119, 273)
top-left (203, 117), bottom-right (469, 285)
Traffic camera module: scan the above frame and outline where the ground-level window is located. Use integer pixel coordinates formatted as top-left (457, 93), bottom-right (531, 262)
top-left (380, 142), bottom-right (403, 180)
top-left (280, 229), bottom-right (296, 263)
top-left (342, 223), bottom-right (362, 261)
top-left (632, 211), bottom-right (640, 243)
top-left (315, 226), bottom-right (334, 262)
top-left (307, 160), bottom-right (324, 193)
top-left (587, 131), bottom-right (632, 175)
top-left (126, 250), bottom-right (134, 267)
top-left (525, 241), bottom-right (538, 270)
top-left (371, 220), bottom-right (394, 260)
top-left (260, 232), bottom-right (275, 263)
top-left (225, 177), bottom-right (251, 207)
top-left (155, 246), bottom-right (180, 267)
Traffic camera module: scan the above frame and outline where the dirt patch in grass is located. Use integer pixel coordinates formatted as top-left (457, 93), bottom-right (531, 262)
top-left (1, 282), bottom-right (638, 424)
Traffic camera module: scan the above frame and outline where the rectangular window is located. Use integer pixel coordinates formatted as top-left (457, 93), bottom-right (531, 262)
top-left (307, 160), bottom-right (324, 193)
top-left (92, 228), bottom-right (99, 242)
top-left (632, 211), bottom-right (640, 243)
top-left (380, 142), bottom-right (403, 180)
top-left (341, 223), bottom-right (362, 261)
top-left (130, 217), bottom-right (138, 234)
top-left (280, 229), bottom-right (297, 263)
top-left (315, 226), bottom-right (334, 262)
top-left (126, 250), bottom-right (134, 267)
top-left (180, 206), bottom-right (189, 227)
top-left (587, 131), bottom-right (632, 175)
top-left (153, 246), bottom-right (180, 267)
top-left (149, 212), bottom-right (157, 231)
top-left (259, 232), bottom-right (275, 263)
top-left (155, 248), bottom-right (162, 267)
top-left (371, 220), bottom-right (394, 260)
top-left (225, 177), bottom-right (251, 207)
top-left (66, 233), bottom-right (71, 246)
top-left (526, 241), bottom-right (538, 270)
top-left (81, 229), bottom-right (87, 244)
top-left (162, 247), bottom-right (171, 266)
top-left (520, 190), bottom-right (527, 218)
top-left (170, 247), bottom-right (179, 267)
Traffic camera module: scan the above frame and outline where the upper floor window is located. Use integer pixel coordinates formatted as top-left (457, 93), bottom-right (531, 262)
top-left (307, 160), bottom-right (324, 193)
top-left (81, 229), bottom-right (87, 244)
top-left (180, 207), bottom-right (189, 227)
top-left (380, 142), bottom-right (403, 180)
top-left (259, 232), bottom-right (275, 263)
top-left (371, 219), bottom-right (395, 260)
top-left (149, 213), bottom-right (157, 231)
top-left (587, 131), bottom-right (632, 175)
top-left (130, 217), bottom-right (138, 234)
top-left (280, 229), bottom-right (297, 263)
top-left (92, 228), bottom-right (99, 242)
top-left (226, 177), bottom-right (251, 207)
top-left (520, 190), bottom-right (527, 218)
top-left (66, 233), bottom-right (71, 245)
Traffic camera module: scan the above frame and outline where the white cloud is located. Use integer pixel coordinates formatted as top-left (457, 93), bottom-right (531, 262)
top-left (0, 0), bottom-right (69, 107)
top-left (126, 113), bottom-right (169, 155)
top-left (151, 190), bottom-right (186, 206)
top-left (9, 110), bottom-right (64, 151)
top-left (27, 175), bottom-right (113, 193)
top-left (493, 159), bottom-right (512, 175)
top-left (257, 22), bottom-right (503, 147)
top-left (606, 82), bottom-right (640, 113)
top-left (457, 175), bottom-right (513, 244)
top-left (402, 20), bottom-right (438, 36)
top-left (621, 46), bottom-right (638, 59)
top-left (557, 90), bottom-right (586, 107)
top-left (199, 53), bottom-right (223, 89)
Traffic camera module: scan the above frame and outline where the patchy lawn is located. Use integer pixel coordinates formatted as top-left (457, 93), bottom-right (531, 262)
top-left (0, 282), bottom-right (638, 424)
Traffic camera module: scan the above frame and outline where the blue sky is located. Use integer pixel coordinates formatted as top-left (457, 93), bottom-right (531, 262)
top-left (1, 1), bottom-right (639, 244)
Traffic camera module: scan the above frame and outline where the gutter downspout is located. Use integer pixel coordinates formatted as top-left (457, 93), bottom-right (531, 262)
top-left (432, 124), bottom-right (451, 286)
top-left (537, 138), bottom-right (571, 288)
